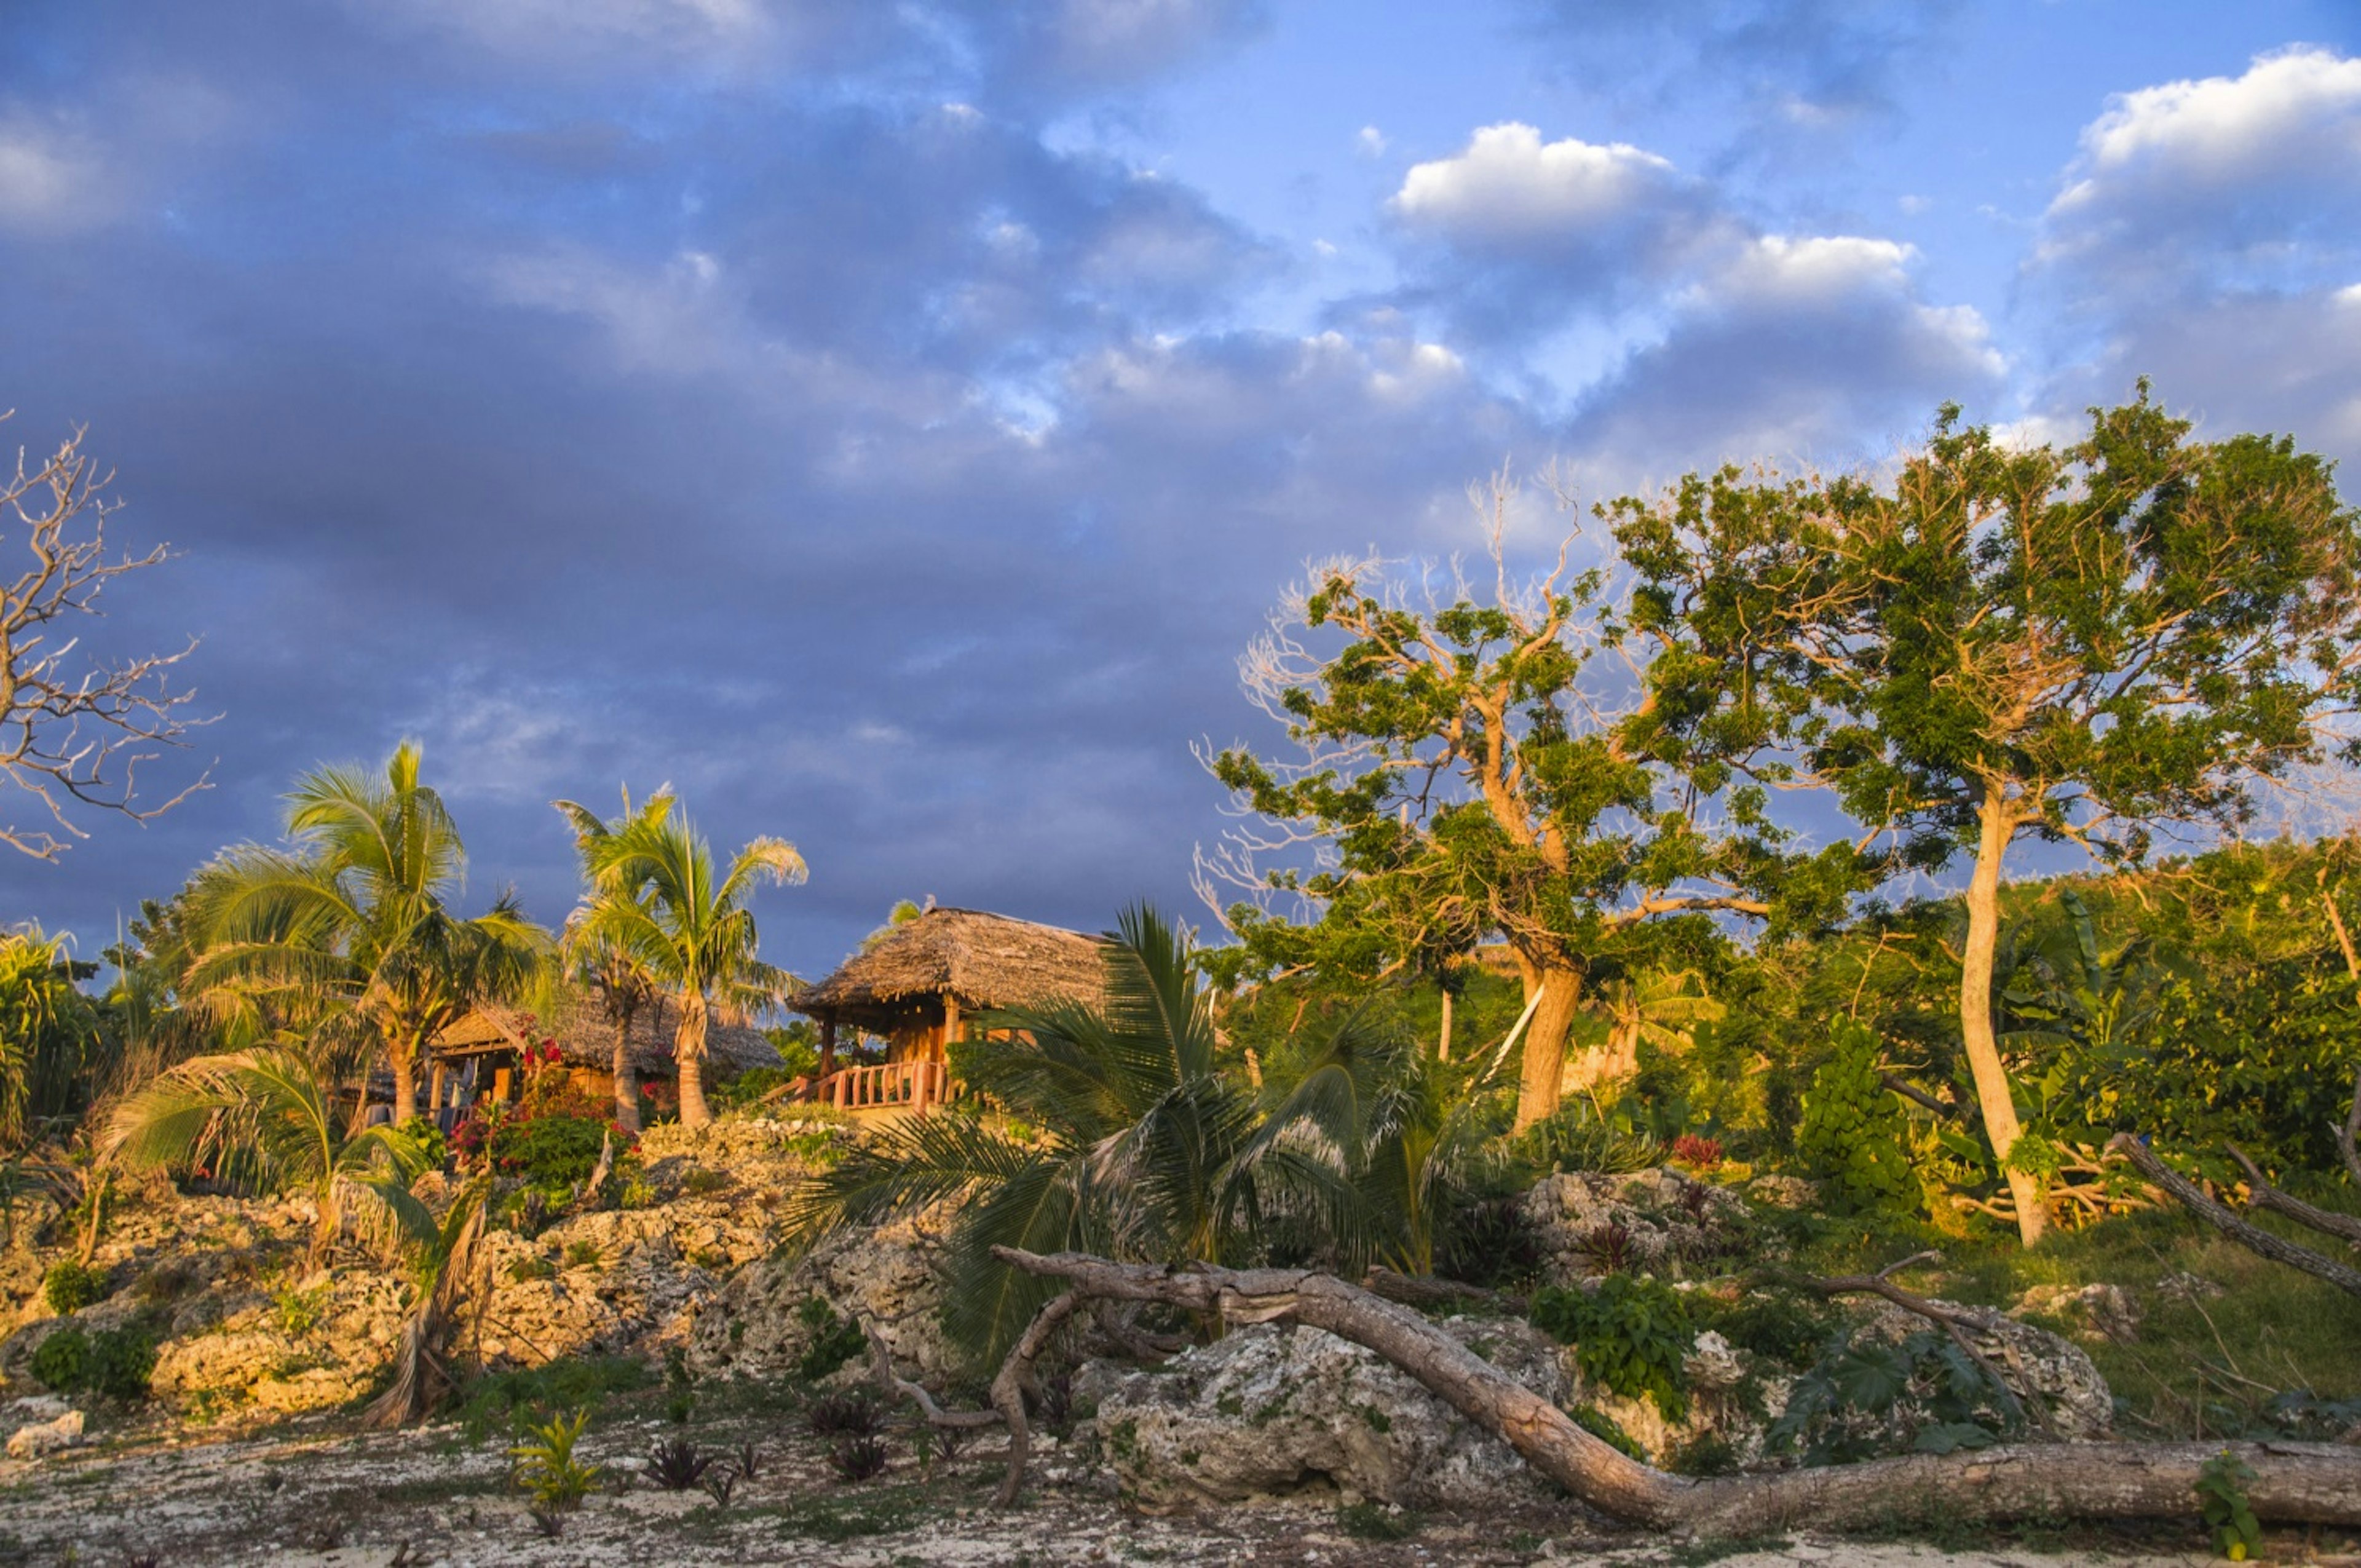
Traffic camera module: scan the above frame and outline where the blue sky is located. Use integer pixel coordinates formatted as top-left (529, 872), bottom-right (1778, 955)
top-left (3, 0), bottom-right (2358, 981)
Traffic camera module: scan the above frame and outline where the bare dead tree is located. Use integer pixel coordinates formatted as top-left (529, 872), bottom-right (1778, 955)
top-left (1, 413), bottom-right (207, 858)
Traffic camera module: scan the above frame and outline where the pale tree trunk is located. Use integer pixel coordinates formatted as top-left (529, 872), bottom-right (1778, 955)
top-left (1436, 985), bottom-right (1452, 1063)
top-left (611, 1001), bottom-right (642, 1135)
top-left (1513, 958), bottom-right (1584, 1131)
top-left (389, 1035), bottom-right (421, 1126)
top-left (1962, 783), bottom-right (2046, 1246)
top-left (676, 991), bottom-right (713, 1130)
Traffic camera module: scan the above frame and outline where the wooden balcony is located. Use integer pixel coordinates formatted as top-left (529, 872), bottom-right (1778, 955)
top-left (814, 1058), bottom-right (954, 1117)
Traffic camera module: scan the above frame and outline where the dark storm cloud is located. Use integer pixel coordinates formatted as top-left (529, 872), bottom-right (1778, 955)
top-left (0, 0), bottom-right (1523, 975)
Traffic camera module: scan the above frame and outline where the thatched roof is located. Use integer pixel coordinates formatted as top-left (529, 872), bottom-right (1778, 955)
top-left (430, 989), bottom-right (781, 1079)
top-left (790, 908), bottom-right (1107, 1025)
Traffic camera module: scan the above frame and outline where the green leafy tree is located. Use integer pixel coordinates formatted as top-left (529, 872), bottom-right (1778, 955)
top-left (100, 1045), bottom-right (438, 1263)
top-left (180, 742), bottom-right (546, 1122)
top-left (1795, 1018), bottom-right (1917, 1214)
top-left (1616, 388), bottom-right (2361, 1243)
top-left (1204, 486), bottom-right (1863, 1130)
top-left (555, 792), bottom-right (802, 1129)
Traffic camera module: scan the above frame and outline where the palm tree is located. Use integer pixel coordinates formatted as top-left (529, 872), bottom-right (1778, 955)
top-left (788, 905), bottom-right (1375, 1364)
top-left (560, 793), bottom-right (803, 1129)
top-left (100, 1046), bottom-right (437, 1264)
top-left (180, 743), bottom-right (547, 1123)
top-left (553, 791), bottom-right (671, 1134)
top-left (1572, 967), bottom-right (1726, 1091)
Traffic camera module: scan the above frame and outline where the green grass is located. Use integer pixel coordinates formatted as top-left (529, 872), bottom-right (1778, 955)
top-left (448, 1354), bottom-right (655, 1443)
top-left (775, 1483), bottom-right (935, 1542)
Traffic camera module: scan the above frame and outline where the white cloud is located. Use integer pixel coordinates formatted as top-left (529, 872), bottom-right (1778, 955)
top-left (0, 116), bottom-right (119, 236)
top-left (1391, 122), bottom-right (1686, 248)
top-left (1356, 125), bottom-right (1386, 157)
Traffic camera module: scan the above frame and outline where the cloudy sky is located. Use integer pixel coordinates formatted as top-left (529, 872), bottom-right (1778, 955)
top-left (4, 0), bottom-right (2358, 981)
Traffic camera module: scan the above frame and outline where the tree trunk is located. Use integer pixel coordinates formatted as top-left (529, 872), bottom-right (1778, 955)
top-left (1514, 960), bottom-right (1583, 1131)
top-left (611, 1002), bottom-right (641, 1135)
top-left (389, 1040), bottom-right (419, 1127)
top-left (1961, 784), bottom-right (2046, 1246)
top-left (1437, 985), bottom-right (1452, 1063)
top-left (991, 1248), bottom-right (2361, 1532)
top-left (676, 991), bottom-right (713, 1130)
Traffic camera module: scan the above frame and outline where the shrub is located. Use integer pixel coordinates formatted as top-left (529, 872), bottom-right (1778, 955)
top-left (1795, 1018), bottom-right (1917, 1214)
top-left (31, 1322), bottom-right (157, 1400)
top-left (827, 1434), bottom-right (889, 1483)
top-left (1767, 1327), bottom-right (2019, 1465)
top-left (646, 1436), bottom-right (717, 1491)
top-left (682, 1166), bottom-right (733, 1197)
top-left (488, 1114), bottom-right (612, 1194)
top-left (272, 1282), bottom-right (331, 1336)
top-left (1515, 1102), bottom-right (1660, 1176)
top-left (1530, 1273), bottom-right (1693, 1422)
top-left (1568, 1401), bottom-right (1646, 1460)
top-left (807, 1390), bottom-right (882, 1438)
top-left (42, 1258), bottom-right (109, 1315)
top-left (1435, 1194), bottom-right (1546, 1291)
top-left (795, 1295), bottom-right (866, 1383)
top-left (1669, 1133), bottom-right (1723, 1169)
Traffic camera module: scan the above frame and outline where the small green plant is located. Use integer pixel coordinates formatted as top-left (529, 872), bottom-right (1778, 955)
top-left (795, 1294), bottom-right (866, 1383)
top-left (508, 1254), bottom-right (557, 1283)
top-left (1337, 1501), bottom-right (1418, 1541)
top-left (30, 1322), bottom-right (156, 1400)
top-left (2197, 1449), bottom-right (2263, 1561)
top-left (510, 1409), bottom-right (602, 1512)
top-left (828, 1433), bottom-right (889, 1483)
top-left (1515, 1101), bottom-right (1660, 1176)
top-left (682, 1166), bottom-right (733, 1197)
top-left (272, 1282), bottom-right (331, 1336)
top-left (807, 1389), bottom-right (883, 1438)
top-left (662, 1343), bottom-right (697, 1423)
top-left (42, 1258), bottom-right (108, 1315)
top-left (1567, 1401), bottom-right (1647, 1460)
top-left (562, 1240), bottom-right (603, 1270)
top-left (1530, 1274), bottom-right (1695, 1421)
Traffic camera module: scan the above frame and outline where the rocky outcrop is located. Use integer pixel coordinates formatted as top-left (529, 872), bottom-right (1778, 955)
top-left (1522, 1169), bottom-right (1755, 1285)
top-left (2014, 1281), bottom-right (2142, 1344)
top-left (4, 1403), bottom-right (82, 1458)
top-left (1862, 1301), bottom-right (2114, 1439)
top-left (1085, 1317), bottom-right (1568, 1510)
top-left (687, 1206), bottom-right (951, 1384)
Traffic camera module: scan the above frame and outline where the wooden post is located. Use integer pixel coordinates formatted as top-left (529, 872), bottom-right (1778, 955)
top-left (933, 997), bottom-right (960, 1113)
top-left (818, 1016), bottom-right (837, 1084)
top-left (429, 1062), bottom-right (448, 1114)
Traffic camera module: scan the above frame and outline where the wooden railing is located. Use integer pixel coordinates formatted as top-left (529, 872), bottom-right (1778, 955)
top-left (817, 1059), bottom-right (952, 1114)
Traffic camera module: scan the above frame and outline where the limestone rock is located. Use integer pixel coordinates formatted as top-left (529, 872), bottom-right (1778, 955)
top-left (686, 1205), bottom-right (950, 1384)
top-left (6, 1406), bottom-right (83, 1458)
top-left (2014, 1281), bottom-right (2142, 1344)
top-left (1090, 1317), bottom-right (1568, 1510)
top-left (1522, 1169), bottom-right (1753, 1285)
top-left (1862, 1301), bottom-right (2113, 1439)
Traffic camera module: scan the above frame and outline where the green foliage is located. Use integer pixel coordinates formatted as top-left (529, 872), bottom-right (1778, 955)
top-left (271, 1281), bottom-right (330, 1336)
top-left (795, 1295), bottom-right (866, 1383)
top-left (487, 1113), bottom-right (609, 1196)
top-left (715, 1063), bottom-right (805, 1112)
top-left (1567, 1400), bottom-right (1646, 1460)
top-left (1795, 1018), bottom-right (1916, 1214)
top-left (1768, 1328), bottom-right (2019, 1465)
top-left (41, 1257), bottom-right (109, 1315)
top-left (1513, 1099), bottom-right (1661, 1177)
top-left (0, 927), bottom-right (106, 1147)
top-left (2196, 1449), bottom-right (2263, 1561)
top-left (1337, 1501), bottom-right (1419, 1541)
top-left (510, 1409), bottom-right (602, 1512)
top-left (30, 1321), bottom-right (157, 1400)
top-left (1690, 1289), bottom-right (1837, 1372)
top-left (1529, 1274), bottom-right (1694, 1422)
top-left (453, 1355), bottom-right (653, 1443)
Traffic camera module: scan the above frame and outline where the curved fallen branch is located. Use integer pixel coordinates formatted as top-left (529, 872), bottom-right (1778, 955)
top-left (991, 1246), bottom-right (2361, 1534)
top-left (2108, 1134), bottom-right (2361, 1299)
top-left (2225, 1146), bottom-right (2361, 1249)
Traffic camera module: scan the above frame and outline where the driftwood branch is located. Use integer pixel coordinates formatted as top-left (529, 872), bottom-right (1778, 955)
top-left (862, 1321), bottom-right (1002, 1432)
top-left (1364, 1265), bottom-right (1527, 1315)
top-left (2108, 1134), bottom-right (2361, 1299)
top-left (991, 1288), bottom-right (1082, 1507)
top-left (1881, 1074), bottom-right (1960, 1120)
top-left (991, 1246), bottom-right (2361, 1533)
top-left (2225, 1146), bottom-right (2361, 1249)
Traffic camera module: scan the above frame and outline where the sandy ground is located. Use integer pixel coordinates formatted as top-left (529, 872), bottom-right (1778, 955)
top-left (0, 1412), bottom-right (2287, 1568)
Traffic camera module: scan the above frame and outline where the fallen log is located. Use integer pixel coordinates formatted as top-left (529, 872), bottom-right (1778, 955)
top-left (991, 1246), bottom-right (2361, 1534)
top-left (2225, 1145), bottom-right (2361, 1249)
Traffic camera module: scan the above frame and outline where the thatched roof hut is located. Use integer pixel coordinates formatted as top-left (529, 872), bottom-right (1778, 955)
top-left (431, 989), bottom-right (781, 1080)
top-left (790, 907), bottom-right (1107, 1039)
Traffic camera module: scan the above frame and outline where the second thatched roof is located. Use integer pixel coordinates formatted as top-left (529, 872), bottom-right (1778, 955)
top-left (790, 907), bottom-right (1107, 1025)
top-left (431, 989), bottom-right (782, 1079)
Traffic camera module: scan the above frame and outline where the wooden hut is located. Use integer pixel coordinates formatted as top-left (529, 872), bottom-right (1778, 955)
top-left (789, 908), bottom-right (1106, 1117)
top-left (425, 989), bottom-right (781, 1125)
